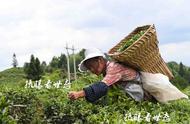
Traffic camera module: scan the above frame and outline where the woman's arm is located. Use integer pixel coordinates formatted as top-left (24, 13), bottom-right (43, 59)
top-left (68, 82), bottom-right (109, 103)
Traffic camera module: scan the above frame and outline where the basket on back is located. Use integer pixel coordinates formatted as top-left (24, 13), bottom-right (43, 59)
top-left (108, 24), bottom-right (174, 80)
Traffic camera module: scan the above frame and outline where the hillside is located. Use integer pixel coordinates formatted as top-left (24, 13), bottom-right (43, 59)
top-left (0, 62), bottom-right (190, 123)
top-left (1, 61), bottom-right (189, 88)
top-left (167, 62), bottom-right (190, 89)
top-left (0, 67), bottom-right (26, 87)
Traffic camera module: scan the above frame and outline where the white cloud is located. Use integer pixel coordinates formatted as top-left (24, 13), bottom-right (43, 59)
top-left (0, 0), bottom-right (190, 71)
top-left (160, 41), bottom-right (190, 66)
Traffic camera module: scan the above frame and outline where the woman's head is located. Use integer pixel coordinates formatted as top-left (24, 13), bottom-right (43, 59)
top-left (84, 56), bottom-right (107, 75)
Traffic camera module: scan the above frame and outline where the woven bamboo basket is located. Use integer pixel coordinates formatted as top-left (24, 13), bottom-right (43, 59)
top-left (108, 24), bottom-right (174, 80)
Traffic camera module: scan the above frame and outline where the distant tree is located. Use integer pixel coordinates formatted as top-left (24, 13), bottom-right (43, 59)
top-left (171, 75), bottom-right (189, 89)
top-left (48, 49), bottom-right (86, 73)
top-left (58, 54), bottom-right (67, 69)
top-left (50, 56), bottom-right (59, 69)
top-left (24, 55), bottom-right (43, 81)
top-left (41, 61), bottom-right (47, 74)
top-left (41, 61), bottom-right (47, 67)
top-left (46, 65), bottom-right (53, 73)
top-left (79, 49), bottom-right (85, 59)
top-left (12, 53), bottom-right (18, 68)
top-left (184, 71), bottom-right (190, 84)
top-left (49, 54), bottom-right (67, 71)
top-left (179, 62), bottom-right (185, 77)
top-left (35, 57), bottom-right (43, 80)
top-left (23, 62), bottom-right (29, 77)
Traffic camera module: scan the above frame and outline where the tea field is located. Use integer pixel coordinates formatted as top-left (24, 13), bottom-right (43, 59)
top-left (0, 68), bottom-right (190, 124)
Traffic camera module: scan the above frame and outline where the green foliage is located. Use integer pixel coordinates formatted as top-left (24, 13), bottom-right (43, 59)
top-left (184, 70), bottom-right (190, 83)
top-left (35, 58), bottom-right (43, 80)
top-left (1, 61), bottom-right (190, 123)
top-left (0, 84), bottom-right (190, 123)
top-left (167, 61), bottom-right (179, 77)
top-left (171, 76), bottom-right (189, 89)
top-left (24, 55), bottom-right (43, 81)
top-left (41, 61), bottom-right (47, 74)
top-left (48, 49), bottom-right (85, 73)
top-left (0, 94), bottom-right (16, 124)
top-left (49, 56), bottom-right (60, 69)
top-left (0, 67), bottom-right (25, 87)
top-left (69, 53), bottom-right (85, 73)
top-left (168, 61), bottom-right (190, 89)
top-left (117, 30), bottom-right (145, 52)
top-left (42, 69), bottom-right (66, 81)
top-left (79, 48), bottom-right (85, 59)
top-left (58, 54), bottom-right (67, 69)
top-left (179, 62), bottom-right (185, 77)
top-left (0, 72), bottom-right (190, 123)
top-left (49, 54), bottom-right (67, 70)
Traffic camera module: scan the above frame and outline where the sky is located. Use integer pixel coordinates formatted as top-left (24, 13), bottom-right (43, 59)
top-left (0, 0), bottom-right (190, 71)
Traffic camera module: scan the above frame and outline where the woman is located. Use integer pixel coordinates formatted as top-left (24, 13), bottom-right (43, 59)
top-left (68, 48), bottom-right (154, 103)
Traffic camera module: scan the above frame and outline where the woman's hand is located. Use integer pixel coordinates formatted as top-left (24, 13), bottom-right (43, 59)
top-left (68, 90), bottom-right (85, 100)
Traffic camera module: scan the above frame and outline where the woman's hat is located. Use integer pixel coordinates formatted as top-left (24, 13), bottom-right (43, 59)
top-left (78, 48), bottom-right (105, 72)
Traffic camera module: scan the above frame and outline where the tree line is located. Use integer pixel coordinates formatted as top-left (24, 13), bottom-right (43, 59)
top-left (12, 51), bottom-right (190, 88)
top-left (20, 49), bottom-right (85, 81)
top-left (168, 62), bottom-right (190, 89)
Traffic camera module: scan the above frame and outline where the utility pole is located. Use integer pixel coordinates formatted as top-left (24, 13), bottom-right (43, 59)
top-left (65, 43), bottom-right (71, 84)
top-left (72, 45), bottom-right (77, 80)
top-left (65, 43), bottom-right (77, 82)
